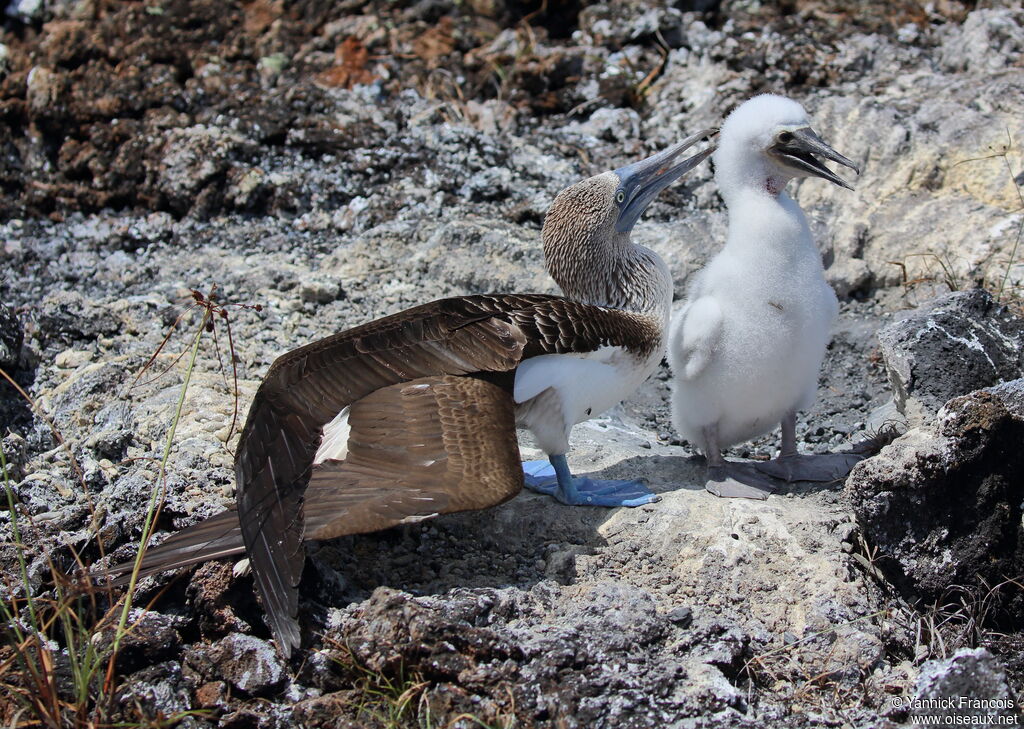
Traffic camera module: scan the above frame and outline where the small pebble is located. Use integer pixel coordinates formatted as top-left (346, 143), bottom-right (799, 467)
top-left (666, 606), bottom-right (693, 627)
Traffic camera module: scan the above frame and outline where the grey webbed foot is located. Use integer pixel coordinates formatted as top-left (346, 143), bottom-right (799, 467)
top-left (754, 452), bottom-right (865, 483)
top-left (705, 462), bottom-right (779, 500)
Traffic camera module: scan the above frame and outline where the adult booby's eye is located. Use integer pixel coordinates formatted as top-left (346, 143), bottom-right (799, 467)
top-left (615, 189), bottom-right (626, 204)
top-left (777, 131), bottom-right (794, 145)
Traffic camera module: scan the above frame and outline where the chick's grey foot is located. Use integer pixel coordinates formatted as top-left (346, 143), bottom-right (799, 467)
top-left (754, 452), bottom-right (866, 483)
top-left (705, 461), bottom-right (779, 500)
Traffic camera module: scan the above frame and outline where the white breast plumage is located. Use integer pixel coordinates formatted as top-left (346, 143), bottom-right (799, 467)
top-left (514, 344), bottom-right (660, 444)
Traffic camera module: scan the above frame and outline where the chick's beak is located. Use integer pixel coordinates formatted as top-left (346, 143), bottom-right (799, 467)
top-left (771, 127), bottom-right (859, 190)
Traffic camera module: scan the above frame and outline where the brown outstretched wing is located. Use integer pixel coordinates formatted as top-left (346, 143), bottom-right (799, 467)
top-left (105, 297), bottom-right (656, 589)
top-left (235, 297), bottom-right (530, 655)
top-left (301, 375), bottom-right (521, 539)
top-left (232, 294), bottom-right (660, 655)
top-left (500, 297), bottom-right (661, 361)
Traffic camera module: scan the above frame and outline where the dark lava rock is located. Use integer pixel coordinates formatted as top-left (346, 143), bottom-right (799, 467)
top-left (185, 560), bottom-right (253, 637)
top-left (327, 586), bottom-right (521, 680)
top-left (0, 302), bottom-right (22, 368)
top-left (0, 433), bottom-right (27, 485)
top-left (666, 606), bottom-right (694, 628)
top-left (313, 587), bottom-right (520, 727)
top-left (847, 379), bottom-right (1024, 609)
top-left (96, 609), bottom-right (184, 674)
top-left (113, 660), bottom-right (195, 724)
top-left (37, 290), bottom-right (122, 347)
top-left (292, 691), bottom-right (363, 729)
top-left (877, 289), bottom-right (1024, 426)
top-left (85, 400), bottom-right (136, 461)
top-left (546, 580), bottom-right (666, 653)
top-left (0, 303), bottom-right (32, 438)
top-left (912, 648), bottom-right (1019, 722)
top-left (185, 633), bottom-right (287, 696)
top-left (311, 582), bottom-right (745, 728)
top-left (194, 679), bottom-right (230, 711)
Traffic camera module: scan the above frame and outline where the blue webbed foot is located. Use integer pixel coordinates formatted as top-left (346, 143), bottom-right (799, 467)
top-left (522, 455), bottom-right (660, 507)
top-left (522, 459), bottom-right (557, 489)
top-left (563, 477), bottom-right (660, 507)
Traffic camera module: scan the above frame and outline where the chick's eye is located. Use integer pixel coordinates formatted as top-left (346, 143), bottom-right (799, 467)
top-left (777, 131), bottom-right (794, 145)
top-left (615, 190), bottom-right (626, 204)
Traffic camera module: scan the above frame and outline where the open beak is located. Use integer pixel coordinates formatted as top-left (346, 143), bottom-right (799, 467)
top-left (614, 128), bottom-right (718, 232)
top-left (771, 127), bottom-right (859, 190)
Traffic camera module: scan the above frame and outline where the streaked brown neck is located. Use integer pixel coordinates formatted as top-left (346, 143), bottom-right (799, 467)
top-left (543, 225), bottom-right (672, 318)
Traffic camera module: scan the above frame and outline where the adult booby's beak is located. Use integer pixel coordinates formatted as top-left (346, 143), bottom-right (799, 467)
top-left (614, 128), bottom-right (718, 233)
top-left (771, 127), bottom-right (859, 190)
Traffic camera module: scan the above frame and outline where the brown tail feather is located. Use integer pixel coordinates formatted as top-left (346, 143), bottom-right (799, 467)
top-left (103, 510), bottom-right (245, 586)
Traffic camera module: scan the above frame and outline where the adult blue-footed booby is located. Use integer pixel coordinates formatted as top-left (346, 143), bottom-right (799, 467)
top-left (106, 130), bottom-right (715, 656)
top-left (669, 95), bottom-right (861, 500)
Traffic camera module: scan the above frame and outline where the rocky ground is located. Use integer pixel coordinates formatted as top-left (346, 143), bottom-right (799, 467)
top-left (1, 0), bottom-right (1023, 727)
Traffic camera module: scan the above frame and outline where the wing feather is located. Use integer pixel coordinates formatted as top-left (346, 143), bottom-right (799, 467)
top-left (301, 375), bottom-right (521, 540)
top-left (234, 299), bottom-right (528, 655)
top-left (670, 297), bottom-right (723, 381)
top-left (103, 510), bottom-right (245, 585)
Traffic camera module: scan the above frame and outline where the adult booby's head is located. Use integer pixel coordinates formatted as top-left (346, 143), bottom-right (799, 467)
top-left (543, 129), bottom-right (715, 305)
top-left (713, 94), bottom-right (858, 199)
top-left (544, 129), bottom-right (716, 251)
top-left (612, 129), bottom-right (719, 232)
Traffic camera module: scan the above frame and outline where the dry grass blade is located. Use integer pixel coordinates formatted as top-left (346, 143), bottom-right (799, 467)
top-left (907, 575), bottom-right (1024, 664)
top-left (128, 286), bottom-right (258, 449)
top-left (743, 609), bottom-right (889, 685)
top-left (631, 30), bottom-right (671, 105)
top-left (321, 636), bottom-right (514, 729)
top-left (215, 308), bottom-right (242, 443)
top-left (103, 303), bottom-right (211, 699)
